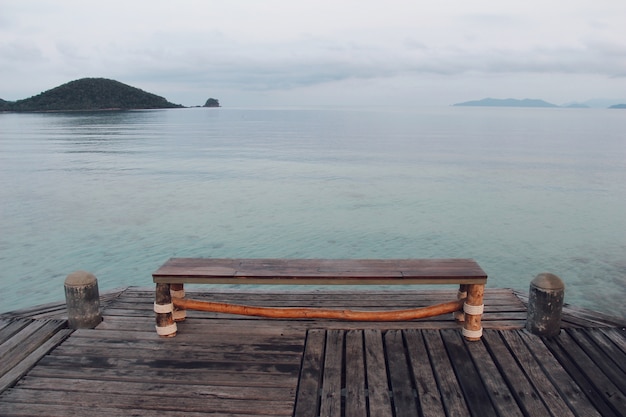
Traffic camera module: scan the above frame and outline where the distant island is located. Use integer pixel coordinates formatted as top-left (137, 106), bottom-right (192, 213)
top-left (453, 98), bottom-right (558, 108)
top-left (0, 78), bottom-right (184, 112)
top-left (453, 97), bottom-right (626, 109)
top-left (562, 103), bottom-right (590, 109)
top-left (203, 98), bottom-right (220, 108)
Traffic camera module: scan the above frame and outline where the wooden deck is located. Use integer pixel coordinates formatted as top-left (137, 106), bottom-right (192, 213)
top-left (0, 287), bottom-right (624, 416)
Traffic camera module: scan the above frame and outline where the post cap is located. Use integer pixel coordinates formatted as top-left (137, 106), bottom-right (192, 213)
top-left (531, 273), bottom-right (564, 290)
top-left (65, 270), bottom-right (98, 287)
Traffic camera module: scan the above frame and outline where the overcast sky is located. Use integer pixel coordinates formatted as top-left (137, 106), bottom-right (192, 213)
top-left (1, 0), bottom-right (625, 107)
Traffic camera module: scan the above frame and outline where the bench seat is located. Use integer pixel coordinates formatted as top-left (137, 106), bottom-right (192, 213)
top-left (153, 258), bottom-right (487, 284)
top-left (152, 258), bottom-right (487, 340)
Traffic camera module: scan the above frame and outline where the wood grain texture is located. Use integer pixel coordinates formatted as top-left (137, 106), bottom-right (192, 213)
top-left (1, 287), bottom-right (625, 416)
top-left (153, 258), bottom-right (488, 284)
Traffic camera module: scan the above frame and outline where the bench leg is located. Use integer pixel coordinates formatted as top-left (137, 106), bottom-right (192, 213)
top-left (155, 283), bottom-right (177, 337)
top-left (454, 284), bottom-right (467, 322)
top-left (171, 283), bottom-right (187, 322)
top-left (463, 284), bottom-right (484, 341)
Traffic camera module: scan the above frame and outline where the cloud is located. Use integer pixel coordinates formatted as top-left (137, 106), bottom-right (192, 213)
top-left (113, 33), bottom-right (625, 95)
top-left (2, 0), bottom-right (626, 105)
top-left (0, 40), bottom-right (45, 64)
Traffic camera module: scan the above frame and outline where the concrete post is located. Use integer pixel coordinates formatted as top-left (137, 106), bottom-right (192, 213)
top-left (64, 270), bottom-right (102, 329)
top-left (526, 273), bottom-right (564, 337)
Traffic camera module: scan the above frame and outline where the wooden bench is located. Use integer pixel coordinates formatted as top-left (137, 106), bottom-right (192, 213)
top-left (152, 258), bottom-right (488, 340)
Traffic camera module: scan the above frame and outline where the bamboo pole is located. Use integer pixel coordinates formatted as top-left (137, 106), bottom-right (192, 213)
top-left (454, 283), bottom-right (467, 323)
top-left (172, 298), bottom-right (464, 321)
top-left (170, 283), bottom-right (186, 322)
top-left (463, 283), bottom-right (484, 341)
top-left (155, 283), bottom-right (177, 337)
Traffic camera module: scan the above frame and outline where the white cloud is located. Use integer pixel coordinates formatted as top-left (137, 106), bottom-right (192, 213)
top-left (1, 0), bottom-right (625, 105)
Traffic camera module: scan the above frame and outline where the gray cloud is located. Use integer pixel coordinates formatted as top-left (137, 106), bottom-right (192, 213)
top-left (115, 34), bottom-right (626, 94)
top-left (0, 40), bottom-right (44, 64)
top-left (2, 0), bottom-right (625, 105)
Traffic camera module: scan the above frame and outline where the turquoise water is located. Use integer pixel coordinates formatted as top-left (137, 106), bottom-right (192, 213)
top-left (1, 106), bottom-right (625, 317)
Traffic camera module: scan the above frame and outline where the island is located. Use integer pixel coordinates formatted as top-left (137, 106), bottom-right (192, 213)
top-left (562, 103), bottom-right (590, 108)
top-left (453, 98), bottom-right (558, 108)
top-left (609, 104), bottom-right (626, 109)
top-left (203, 98), bottom-right (220, 108)
top-left (0, 78), bottom-right (183, 112)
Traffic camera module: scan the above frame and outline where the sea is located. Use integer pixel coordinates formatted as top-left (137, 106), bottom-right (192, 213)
top-left (1, 106), bottom-right (625, 317)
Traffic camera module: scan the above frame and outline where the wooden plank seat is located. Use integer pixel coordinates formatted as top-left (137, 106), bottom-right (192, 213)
top-left (152, 258), bottom-right (488, 340)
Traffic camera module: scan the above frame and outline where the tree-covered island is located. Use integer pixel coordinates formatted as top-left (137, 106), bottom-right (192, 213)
top-left (0, 78), bottom-right (183, 112)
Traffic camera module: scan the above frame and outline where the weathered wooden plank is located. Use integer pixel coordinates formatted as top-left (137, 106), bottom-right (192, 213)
top-left (0, 303), bottom-right (66, 321)
top-left (567, 328), bottom-right (626, 392)
top-left (0, 288), bottom-right (126, 321)
top-left (344, 330), bottom-right (367, 417)
top-left (0, 320), bottom-right (67, 377)
top-left (482, 331), bottom-right (555, 416)
top-left (36, 353), bottom-right (301, 376)
top-left (384, 330), bottom-right (418, 417)
top-left (422, 329), bottom-right (469, 416)
top-left (403, 329), bottom-right (446, 416)
top-left (2, 287), bottom-right (623, 417)
top-left (319, 329), bottom-right (343, 417)
top-left (157, 277), bottom-right (488, 285)
top-left (134, 288), bottom-right (523, 297)
top-left (0, 389), bottom-right (294, 415)
top-left (83, 331), bottom-right (305, 350)
top-left (549, 329), bottom-right (625, 414)
top-left (51, 344), bottom-right (301, 365)
top-left (499, 331), bottom-right (576, 417)
top-left (516, 331), bottom-right (602, 417)
top-left (463, 333), bottom-right (524, 417)
top-left (560, 305), bottom-right (626, 328)
top-left (122, 298), bottom-right (524, 314)
top-left (153, 258), bottom-right (487, 284)
top-left (66, 333), bottom-right (305, 357)
top-left (27, 365), bottom-right (297, 388)
top-left (543, 332), bottom-right (620, 417)
top-left (584, 329), bottom-right (625, 372)
top-left (0, 402), bottom-right (288, 417)
top-left (440, 329), bottom-right (498, 417)
top-left (15, 376), bottom-right (295, 401)
top-left (603, 327), bottom-right (626, 353)
top-left (121, 287), bottom-right (517, 299)
top-left (0, 329), bottom-right (72, 394)
top-left (362, 329), bottom-right (393, 417)
top-left (95, 316), bottom-right (524, 334)
top-left (0, 320), bottom-right (13, 332)
top-left (157, 258), bottom-right (488, 279)
top-left (0, 320), bottom-right (32, 344)
top-left (94, 315), bottom-right (308, 334)
top-left (293, 329), bottom-right (325, 417)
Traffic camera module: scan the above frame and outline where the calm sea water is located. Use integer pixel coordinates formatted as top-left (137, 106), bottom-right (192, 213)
top-left (1, 106), bottom-right (625, 317)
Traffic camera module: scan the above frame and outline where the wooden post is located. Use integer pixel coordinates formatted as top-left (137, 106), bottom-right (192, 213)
top-left (155, 283), bottom-right (177, 337)
top-left (64, 271), bottom-right (102, 329)
top-left (170, 283), bottom-right (186, 322)
top-left (463, 283), bottom-right (484, 341)
top-left (526, 273), bottom-right (564, 337)
top-left (454, 284), bottom-right (467, 322)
